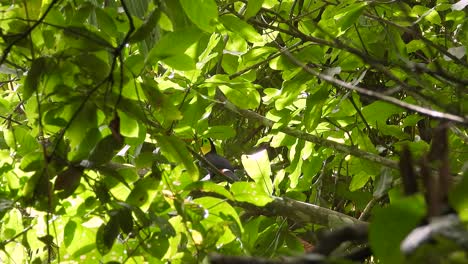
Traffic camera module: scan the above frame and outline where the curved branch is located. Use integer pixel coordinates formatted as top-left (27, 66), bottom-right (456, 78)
top-left (280, 48), bottom-right (468, 124)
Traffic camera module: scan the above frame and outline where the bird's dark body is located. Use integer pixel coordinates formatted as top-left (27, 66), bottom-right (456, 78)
top-left (204, 152), bottom-right (235, 172)
top-left (201, 138), bottom-right (239, 182)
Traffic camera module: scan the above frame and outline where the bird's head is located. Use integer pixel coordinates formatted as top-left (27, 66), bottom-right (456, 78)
top-left (200, 138), bottom-right (216, 155)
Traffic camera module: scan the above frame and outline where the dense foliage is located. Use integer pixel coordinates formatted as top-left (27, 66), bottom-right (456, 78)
top-left (0, 0), bottom-right (467, 263)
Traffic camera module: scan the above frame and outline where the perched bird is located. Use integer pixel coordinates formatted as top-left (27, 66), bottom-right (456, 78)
top-left (200, 138), bottom-right (239, 182)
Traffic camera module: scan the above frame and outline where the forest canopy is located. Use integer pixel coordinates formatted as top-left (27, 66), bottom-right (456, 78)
top-left (0, 0), bottom-right (467, 263)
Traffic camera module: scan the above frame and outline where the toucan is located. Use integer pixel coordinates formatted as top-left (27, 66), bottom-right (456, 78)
top-left (200, 138), bottom-right (239, 182)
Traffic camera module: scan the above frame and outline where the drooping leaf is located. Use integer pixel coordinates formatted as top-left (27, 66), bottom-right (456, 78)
top-left (220, 14), bottom-right (263, 43)
top-left (179, 0), bottom-right (218, 32)
top-left (96, 214), bottom-right (120, 256)
top-left (19, 151), bottom-right (44, 172)
top-left (219, 85), bottom-right (260, 109)
top-left (129, 8), bottom-right (161, 43)
top-left (244, 0), bottom-right (264, 19)
top-left (54, 166), bottom-right (84, 198)
top-left (117, 207), bottom-right (133, 234)
top-left (23, 57), bottom-right (46, 101)
top-left (203, 125), bottom-right (236, 139)
top-left (231, 182), bottom-right (273, 206)
top-left (155, 135), bottom-right (199, 179)
top-left (88, 135), bottom-right (124, 166)
top-left (241, 149), bottom-right (273, 195)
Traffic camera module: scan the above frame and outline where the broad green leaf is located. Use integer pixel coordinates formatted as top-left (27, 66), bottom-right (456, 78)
top-left (125, 176), bottom-right (160, 209)
top-left (161, 54), bottom-right (196, 71)
top-left (203, 125), bottom-right (236, 139)
top-left (333, 3), bottom-right (366, 32)
top-left (23, 57), bottom-right (46, 101)
top-left (54, 166), bottom-right (84, 198)
top-left (141, 233), bottom-right (170, 259)
top-left (63, 26), bottom-right (113, 51)
top-left (148, 27), bottom-right (203, 58)
top-left (244, 0), bottom-right (264, 19)
top-left (349, 171), bottom-right (370, 192)
top-left (231, 182), bottom-right (273, 206)
top-left (220, 14), bottom-right (263, 43)
top-left (88, 135), bottom-right (124, 166)
top-left (118, 110), bottom-right (139, 138)
top-left (67, 102), bottom-right (99, 149)
top-left (74, 53), bottom-right (110, 81)
top-left (155, 135), bottom-right (198, 179)
top-left (96, 215), bottom-right (120, 256)
top-left (275, 71), bottom-right (310, 110)
top-left (63, 220), bottom-right (78, 247)
top-left (219, 85), bottom-right (260, 109)
top-left (19, 151), bottom-right (44, 172)
top-left (179, 0), bottom-right (218, 32)
top-left (95, 7), bottom-right (118, 39)
top-left (117, 208), bottom-right (133, 234)
top-left (370, 195), bottom-right (426, 264)
top-left (303, 86), bottom-right (328, 131)
top-left (185, 181), bottom-right (234, 200)
top-left (241, 149), bottom-right (273, 195)
top-left (194, 196), bottom-right (243, 245)
top-left (129, 8), bottom-right (161, 43)
top-left (362, 101), bottom-right (404, 126)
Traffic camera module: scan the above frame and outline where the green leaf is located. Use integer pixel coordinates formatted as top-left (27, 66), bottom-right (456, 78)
top-left (23, 57), bottom-right (46, 101)
top-left (161, 54), bottom-right (196, 71)
top-left (219, 84), bottom-right (260, 109)
top-left (63, 220), bottom-right (77, 247)
top-left (20, 151), bottom-right (44, 172)
top-left (241, 149), bottom-right (273, 195)
top-left (125, 176), bottom-right (159, 208)
top-left (141, 233), bottom-right (170, 259)
top-left (179, 0), bottom-right (218, 32)
top-left (333, 3), bottom-right (366, 32)
top-left (54, 166), bottom-right (84, 198)
top-left (370, 195), bottom-right (426, 264)
top-left (203, 126), bottom-right (236, 139)
top-left (95, 7), bottom-right (118, 39)
top-left (231, 182), bottom-right (273, 206)
top-left (303, 86), bottom-right (328, 131)
top-left (74, 53), bottom-right (110, 81)
top-left (185, 181), bottom-right (234, 200)
top-left (220, 14), bottom-right (263, 43)
top-left (349, 171), bottom-right (370, 192)
top-left (155, 135), bottom-right (199, 180)
top-left (96, 215), bottom-right (120, 256)
top-left (275, 70), bottom-right (310, 110)
top-left (362, 101), bottom-right (404, 126)
top-left (118, 110), bottom-right (139, 138)
top-left (129, 8), bottom-right (161, 43)
top-left (117, 208), bottom-right (133, 234)
top-left (148, 27), bottom-right (203, 58)
top-left (63, 26), bottom-right (113, 51)
top-left (88, 135), bottom-right (124, 166)
top-left (244, 0), bottom-right (264, 19)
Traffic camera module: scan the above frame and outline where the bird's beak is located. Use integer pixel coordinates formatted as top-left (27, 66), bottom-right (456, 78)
top-left (200, 144), bottom-right (211, 155)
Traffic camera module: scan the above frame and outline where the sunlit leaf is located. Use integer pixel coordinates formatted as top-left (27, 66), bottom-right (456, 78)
top-left (179, 0), bottom-right (218, 32)
top-left (231, 182), bottom-right (273, 206)
top-left (241, 149), bottom-right (273, 195)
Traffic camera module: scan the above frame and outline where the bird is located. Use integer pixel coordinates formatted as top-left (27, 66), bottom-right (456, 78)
top-left (200, 138), bottom-right (239, 182)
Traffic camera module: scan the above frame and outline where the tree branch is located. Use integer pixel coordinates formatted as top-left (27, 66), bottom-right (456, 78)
top-left (221, 100), bottom-right (400, 169)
